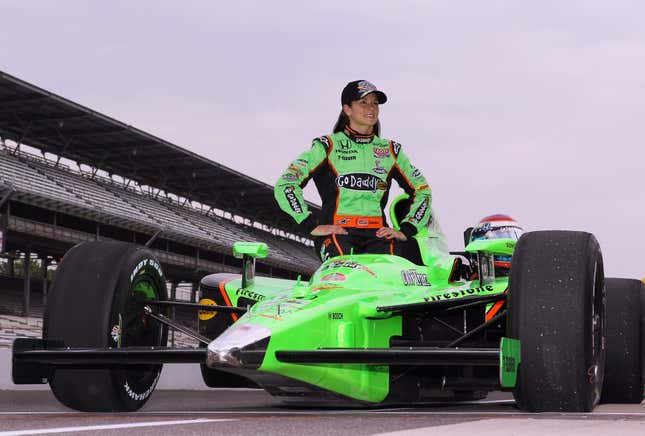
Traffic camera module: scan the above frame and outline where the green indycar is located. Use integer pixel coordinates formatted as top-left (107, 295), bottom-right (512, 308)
top-left (11, 199), bottom-right (645, 412)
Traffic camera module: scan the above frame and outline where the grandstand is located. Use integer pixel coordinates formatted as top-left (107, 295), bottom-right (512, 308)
top-left (0, 70), bottom-right (321, 337)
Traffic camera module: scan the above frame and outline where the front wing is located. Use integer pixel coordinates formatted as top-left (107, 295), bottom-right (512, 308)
top-left (12, 337), bottom-right (521, 392)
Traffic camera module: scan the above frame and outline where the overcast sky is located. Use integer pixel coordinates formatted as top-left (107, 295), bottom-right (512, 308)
top-left (2, 1), bottom-right (644, 279)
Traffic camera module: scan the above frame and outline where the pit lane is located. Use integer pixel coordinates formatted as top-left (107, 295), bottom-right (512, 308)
top-left (1, 390), bottom-right (644, 435)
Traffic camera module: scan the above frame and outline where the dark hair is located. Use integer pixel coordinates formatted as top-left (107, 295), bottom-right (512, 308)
top-left (332, 106), bottom-right (381, 136)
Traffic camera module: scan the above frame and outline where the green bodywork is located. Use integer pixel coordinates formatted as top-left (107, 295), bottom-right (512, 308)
top-left (217, 233), bottom-right (515, 402)
top-left (233, 242), bottom-right (269, 259)
top-left (500, 337), bottom-right (521, 388)
top-left (465, 238), bottom-right (516, 256)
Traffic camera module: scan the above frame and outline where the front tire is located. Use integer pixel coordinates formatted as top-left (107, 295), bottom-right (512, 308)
top-left (44, 241), bottom-right (168, 412)
top-left (508, 231), bottom-right (605, 412)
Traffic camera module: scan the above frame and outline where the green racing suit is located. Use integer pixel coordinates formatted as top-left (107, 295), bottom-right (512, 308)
top-left (274, 127), bottom-right (432, 239)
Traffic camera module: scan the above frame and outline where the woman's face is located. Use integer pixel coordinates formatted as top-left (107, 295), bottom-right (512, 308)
top-left (343, 92), bottom-right (380, 131)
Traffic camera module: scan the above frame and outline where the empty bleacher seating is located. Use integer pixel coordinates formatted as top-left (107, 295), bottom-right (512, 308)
top-left (0, 149), bottom-right (320, 272)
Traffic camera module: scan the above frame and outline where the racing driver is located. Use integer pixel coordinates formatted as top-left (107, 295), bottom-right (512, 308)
top-left (274, 80), bottom-right (432, 261)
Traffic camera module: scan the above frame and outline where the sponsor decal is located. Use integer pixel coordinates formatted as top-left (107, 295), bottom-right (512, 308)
top-left (357, 80), bottom-right (377, 93)
top-left (503, 355), bottom-right (516, 373)
top-left (282, 163), bottom-right (303, 182)
top-left (260, 313), bottom-right (283, 321)
top-left (339, 155), bottom-right (357, 161)
top-left (373, 147), bottom-right (390, 158)
top-left (322, 260), bottom-right (377, 277)
top-left (338, 139), bottom-right (352, 151)
top-left (412, 199), bottom-right (429, 223)
top-left (110, 325), bottom-right (121, 344)
top-left (124, 371), bottom-right (160, 401)
top-left (198, 298), bottom-right (217, 321)
top-left (321, 272), bottom-right (347, 282)
top-left (311, 285), bottom-right (343, 292)
top-left (471, 223), bottom-right (492, 240)
top-left (372, 159), bottom-right (387, 175)
top-left (236, 288), bottom-right (266, 301)
top-left (288, 163), bottom-right (302, 177)
top-left (336, 173), bottom-right (386, 192)
top-left (401, 269), bottom-right (431, 286)
top-left (294, 159), bottom-right (308, 167)
top-left (335, 148), bottom-right (358, 155)
top-left (254, 296), bottom-right (314, 319)
top-left (354, 136), bottom-right (372, 144)
top-left (130, 258), bottom-right (163, 283)
top-left (316, 136), bottom-right (331, 149)
top-left (423, 284), bottom-right (496, 302)
top-left (334, 143), bottom-right (358, 156)
top-left (283, 186), bottom-right (303, 213)
top-left (411, 166), bottom-right (421, 178)
top-left (391, 141), bottom-right (402, 155)
top-left (328, 312), bottom-right (344, 320)
top-left (334, 216), bottom-right (383, 227)
top-left (417, 184), bottom-right (430, 191)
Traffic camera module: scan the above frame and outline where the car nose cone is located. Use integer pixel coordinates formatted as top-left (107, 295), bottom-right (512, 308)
top-left (206, 323), bottom-right (271, 368)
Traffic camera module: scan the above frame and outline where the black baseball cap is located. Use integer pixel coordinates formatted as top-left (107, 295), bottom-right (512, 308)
top-left (341, 80), bottom-right (387, 105)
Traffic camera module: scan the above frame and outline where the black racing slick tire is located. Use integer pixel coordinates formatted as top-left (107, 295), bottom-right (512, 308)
top-left (508, 231), bottom-right (605, 412)
top-left (642, 283), bottom-right (645, 393)
top-left (44, 241), bottom-right (168, 412)
top-left (600, 278), bottom-right (644, 403)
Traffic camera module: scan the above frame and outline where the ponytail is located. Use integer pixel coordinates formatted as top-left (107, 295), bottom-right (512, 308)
top-left (332, 110), bottom-right (348, 134)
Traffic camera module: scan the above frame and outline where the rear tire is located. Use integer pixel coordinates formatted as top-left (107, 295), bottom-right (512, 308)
top-left (601, 278), bottom-right (644, 403)
top-left (508, 231), bottom-right (605, 412)
top-left (44, 241), bottom-right (168, 412)
top-left (642, 282), bottom-right (645, 395)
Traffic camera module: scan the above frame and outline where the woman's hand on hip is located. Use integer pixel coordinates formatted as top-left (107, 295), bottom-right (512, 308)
top-left (311, 225), bottom-right (349, 236)
top-left (376, 227), bottom-right (407, 241)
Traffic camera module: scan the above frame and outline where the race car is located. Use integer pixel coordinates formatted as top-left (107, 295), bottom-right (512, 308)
top-left (11, 197), bottom-right (645, 413)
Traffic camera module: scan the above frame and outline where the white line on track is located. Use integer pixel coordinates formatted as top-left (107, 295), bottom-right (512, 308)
top-left (0, 418), bottom-right (233, 436)
top-left (2, 410), bottom-right (645, 418)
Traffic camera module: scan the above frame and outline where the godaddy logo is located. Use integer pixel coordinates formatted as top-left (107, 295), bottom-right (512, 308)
top-left (336, 173), bottom-right (385, 192)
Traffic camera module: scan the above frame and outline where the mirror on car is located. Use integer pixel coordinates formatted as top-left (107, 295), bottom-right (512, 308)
top-left (463, 227), bottom-right (473, 247)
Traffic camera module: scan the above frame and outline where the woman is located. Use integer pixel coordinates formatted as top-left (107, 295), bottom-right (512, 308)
top-left (274, 80), bottom-right (432, 261)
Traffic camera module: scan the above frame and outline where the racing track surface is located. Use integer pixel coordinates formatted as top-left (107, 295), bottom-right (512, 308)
top-left (1, 390), bottom-right (645, 435)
